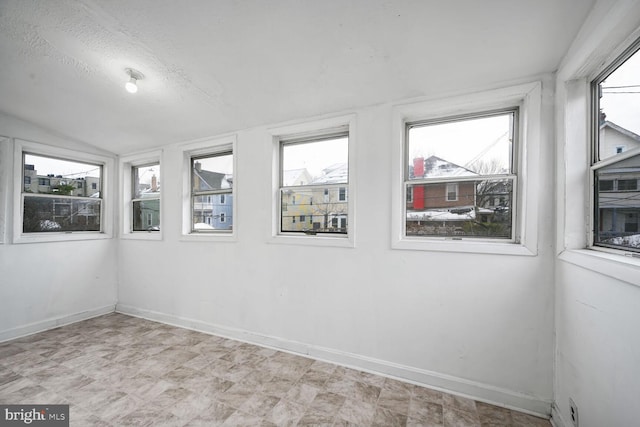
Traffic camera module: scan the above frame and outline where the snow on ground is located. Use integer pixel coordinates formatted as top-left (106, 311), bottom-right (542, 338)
top-left (603, 234), bottom-right (640, 248)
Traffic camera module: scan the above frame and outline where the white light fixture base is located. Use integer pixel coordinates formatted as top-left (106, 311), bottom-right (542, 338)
top-left (125, 68), bottom-right (144, 94)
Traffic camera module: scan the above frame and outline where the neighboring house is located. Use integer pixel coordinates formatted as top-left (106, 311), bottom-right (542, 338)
top-left (599, 120), bottom-right (640, 157)
top-left (24, 165), bottom-right (100, 197)
top-left (597, 123), bottom-right (640, 239)
top-left (134, 174), bottom-right (160, 230)
top-left (283, 168), bottom-right (312, 187)
top-left (408, 156), bottom-right (477, 210)
top-left (192, 162), bottom-right (233, 230)
top-left (23, 164), bottom-right (101, 230)
top-left (281, 164), bottom-right (348, 233)
top-left (406, 156), bottom-right (508, 236)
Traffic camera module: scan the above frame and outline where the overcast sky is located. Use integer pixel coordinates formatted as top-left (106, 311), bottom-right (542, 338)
top-left (600, 47), bottom-right (640, 136)
top-left (282, 137), bottom-right (348, 178)
top-left (25, 154), bottom-right (101, 180)
top-left (408, 113), bottom-right (512, 173)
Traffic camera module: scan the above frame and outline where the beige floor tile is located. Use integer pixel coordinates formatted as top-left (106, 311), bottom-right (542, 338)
top-left (0, 314), bottom-right (553, 427)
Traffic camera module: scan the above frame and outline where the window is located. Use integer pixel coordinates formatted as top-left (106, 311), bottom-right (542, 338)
top-left (21, 153), bottom-right (103, 234)
top-left (131, 163), bottom-right (160, 232)
top-left (120, 151), bottom-right (161, 240)
top-left (279, 131), bottom-right (349, 235)
top-left (592, 39), bottom-right (640, 253)
top-left (599, 180), bottom-right (614, 191)
top-left (618, 179), bottom-right (638, 191)
top-left (270, 115), bottom-right (355, 247)
top-left (445, 183), bottom-right (459, 201)
top-left (404, 109), bottom-right (517, 240)
top-left (191, 151), bottom-right (233, 233)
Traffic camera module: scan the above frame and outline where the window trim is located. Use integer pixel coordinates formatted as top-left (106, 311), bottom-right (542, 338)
top-left (0, 136), bottom-right (12, 244)
top-left (589, 36), bottom-right (640, 254)
top-left (120, 150), bottom-right (162, 241)
top-left (180, 135), bottom-right (237, 242)
top-left (445, 183), bottom-right (459, 202)
top-left (269, 114), bottom-right (356, 248)
top-left (391, 82), bottom-right (541, 255)
top-left (403, 108), bottom-right (519, 243)
top-left (555, 5), bottom-right (640, 286)
top-left (13, 139), bottom-right (114, 244)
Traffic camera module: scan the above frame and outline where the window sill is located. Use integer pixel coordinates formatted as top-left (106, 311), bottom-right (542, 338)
top-left (558, 249), bottom-right (640, 288)
top-left (121, 232), bottom-right (162, 241)
top-left (269, 234), bottom-right (355, 248)
top-left (13, 232), bottom-right (112, 244)
top-left (180, 233), bottom-right (237, 243)
top-left (392, 237), bottom-right (536, 256)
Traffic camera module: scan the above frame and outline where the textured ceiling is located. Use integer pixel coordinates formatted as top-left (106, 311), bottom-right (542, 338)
top-left (0, 0), bottom-right (595, 154)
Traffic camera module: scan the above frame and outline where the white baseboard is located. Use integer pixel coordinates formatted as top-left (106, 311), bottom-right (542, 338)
top-left (116, 303), bottom-right (552, 417)
top-left (0, 304), bottom-right (116, 343)
top-left (551, 403), bottom-right (568, 427)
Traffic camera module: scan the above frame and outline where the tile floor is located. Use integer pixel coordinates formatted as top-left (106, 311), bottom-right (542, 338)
top-left (0, 313), bottom-right (551, 426)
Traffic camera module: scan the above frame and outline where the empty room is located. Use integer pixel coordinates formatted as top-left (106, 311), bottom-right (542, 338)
top-left (1, 1), bottom-right (639, 426)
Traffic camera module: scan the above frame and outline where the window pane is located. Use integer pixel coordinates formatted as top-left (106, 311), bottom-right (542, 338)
top-left (132, 199), bottom-right (160, 231)
top-left (23, 196), bottom-right (101, 232)
top-left (192, 154), bottom-right (233, 192)
top-left (133, 164), bottom-right (160, 198)
top-left (599, 180), bottom-right (614, 191)
top-left (408, 112), bottom-right (514, 179)
top-left (597, 45), bottom-right (640, 161)
top-left (595, 154), bottom-right (640, 251)
top-left (281, 187), bottom-right (347, 234)
top-left (192, 194), bottom-right (233, 231)
top-left (406, 179), bottom-right (513, 238)
top-left (282, 137), bottom-right (348, 186)
top-left (23, 154), bottom-right (101, 197)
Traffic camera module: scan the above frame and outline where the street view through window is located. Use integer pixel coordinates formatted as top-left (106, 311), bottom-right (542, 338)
top-left (191, 153), bottom-right (233, 232)
top-left (280, 135), bottom-right (349, 235)
top-left (405, 111), bottom-right (516, 239)
top-left (594, 41), bottom-right (640, 252)
top-left (132, 163), bottom-right (160, 231)
top-left (22, 154), bottom-right (102, 233)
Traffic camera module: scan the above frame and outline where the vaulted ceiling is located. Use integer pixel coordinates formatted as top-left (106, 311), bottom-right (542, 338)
top-left (0, 0), bottom-right (595, 154)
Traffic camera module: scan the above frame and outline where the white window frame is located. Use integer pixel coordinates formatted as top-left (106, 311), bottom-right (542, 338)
top-left (445, 183), bottom-right (459, 202)
top-left (391, 82), bottom-right (541, 255)
top-left (12, 139), bottom-right (114, 244)
top-left (269, 114), bottom-right (356, 248)
top-left (0, 136), bottom-right (12, 244)
top-left (339, 187), bottom-right (347, 201)
top-left (120, 150), bottom-right (162, 241)
top-left (589, 36), bottom-right (640, 256)
top-left (556, 6), bottom-right (640, 287)
top-left (180, 135), bottom-right (237, 242)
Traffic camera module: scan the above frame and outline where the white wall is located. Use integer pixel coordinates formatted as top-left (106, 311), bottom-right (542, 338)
top-left (554, 261), bottom-right (640, 427)
top-left (117, 80), bottom-right (557, 414)
top-left (0, 113), bottom-right (118, 341)
top-left (555, 1), bottom-right (640, 426)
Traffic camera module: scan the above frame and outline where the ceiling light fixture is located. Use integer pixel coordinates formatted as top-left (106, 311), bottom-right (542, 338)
top-left (124, 68), bottom-right (144, 94)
